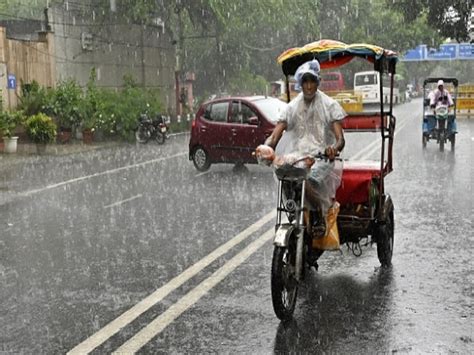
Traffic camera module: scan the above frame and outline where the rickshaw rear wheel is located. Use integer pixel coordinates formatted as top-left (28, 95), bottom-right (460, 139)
top-left (376, 209), bottom-right (394, 267)
top-left (271, 241), bottom-right (298, 321)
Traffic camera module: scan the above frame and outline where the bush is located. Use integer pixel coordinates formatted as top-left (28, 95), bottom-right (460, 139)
top-left (18, 72), bottom-right (166, 142)
top-left (25, 113), bottom-right (57, 144)
top-left (47, 79), bottom-right (83, 130)
top-left (0, 110), bottom-right (25, 138)
top-left (18, 81), bottom-right (51, 116)
top-left (112, 81), bottom-right (164, 140)
top-left (227, 70), bottom-right (268, 96)
top-left (83, 73), bottom-right (164, 140)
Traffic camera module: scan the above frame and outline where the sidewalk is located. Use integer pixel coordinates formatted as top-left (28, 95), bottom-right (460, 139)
top-left (0, 141), bottom-right (123, 167)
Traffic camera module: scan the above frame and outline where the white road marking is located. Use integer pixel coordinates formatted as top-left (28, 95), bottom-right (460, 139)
top-left (112, 228), bottom-right (274, 354)
top-left (67, 210), bottom-right (275, 355)
top-left (195, 171), bottom-right (211, 177)
top-left (20, 152), bottom-right (187, 197)
top-left (103, 194), bottom-right (143, 209)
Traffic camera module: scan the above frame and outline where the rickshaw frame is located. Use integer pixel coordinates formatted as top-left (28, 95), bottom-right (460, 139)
top-left (277, 40), bottom-right (397, 226)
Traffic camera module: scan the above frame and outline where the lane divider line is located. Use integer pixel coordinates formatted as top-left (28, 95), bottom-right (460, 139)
top-left (195, 171), bottom-right (212, 178)
top-left (112, 228), bottom-right (274, 354)
top-left (103, 194), bottom-right (143, 209)
top-left (67, 210), bottom-right (275, 355)
top-left (21, 152), bottom-right (187, 197)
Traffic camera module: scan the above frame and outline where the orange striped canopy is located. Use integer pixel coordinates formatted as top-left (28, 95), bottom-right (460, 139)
top-left (277, 39), bottom-right (398, 76)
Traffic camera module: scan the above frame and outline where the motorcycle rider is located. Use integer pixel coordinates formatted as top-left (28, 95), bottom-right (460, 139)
top-left (430, 79), bottom-right (454, 111)
top-left (258, 59), bottom-right (346, 239)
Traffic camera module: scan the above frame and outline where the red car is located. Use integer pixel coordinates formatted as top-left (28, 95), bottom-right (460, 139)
top-left (189, 96), bottom-right (287, 171)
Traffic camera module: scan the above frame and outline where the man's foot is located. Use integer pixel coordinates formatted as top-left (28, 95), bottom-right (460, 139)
top-left (307, 249), bottom-right (324, 270)
top-left (312, 223), bottom-right (326, 238)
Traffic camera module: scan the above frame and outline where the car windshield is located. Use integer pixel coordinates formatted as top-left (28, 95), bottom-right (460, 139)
top-left (355, 74), bottom-right (377, 86)
top-left (252, 98), bottom-right (287, 123)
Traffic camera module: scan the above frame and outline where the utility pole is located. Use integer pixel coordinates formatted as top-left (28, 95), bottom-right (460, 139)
top-left (175, 6), bottom-right (184, 118)
top-left (141, 25), bottom-right (146, 88)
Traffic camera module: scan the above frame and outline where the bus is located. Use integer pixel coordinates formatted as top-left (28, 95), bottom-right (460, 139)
top-left (354, 71), bottom-right (400, 104)
top-left (320, 71), bottom-right (345, 92)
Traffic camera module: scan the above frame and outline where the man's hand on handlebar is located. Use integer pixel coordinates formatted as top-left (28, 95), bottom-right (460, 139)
top-left (324, 146), bottom-right (338, 161)
top-left (254, 145), bottom-right (275, 166)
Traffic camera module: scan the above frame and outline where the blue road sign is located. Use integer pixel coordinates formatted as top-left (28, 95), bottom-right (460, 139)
top-left (401, 43), bottom-right (473, 61)
top-left (7, 74), bottom-right (16, 89)
top-left (403, 45), bottom-right (426, 61)
top-left (459, 44), bottom-right (474, 58)
top-left (426, 44), bottom-right (456, 60)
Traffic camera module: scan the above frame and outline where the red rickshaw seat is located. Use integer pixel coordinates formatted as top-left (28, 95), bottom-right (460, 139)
top-left (336, 160), bottom-right (382, 205)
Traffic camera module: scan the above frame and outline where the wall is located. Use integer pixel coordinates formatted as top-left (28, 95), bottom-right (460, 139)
top-left (49, 4), bottom-right (176, 115)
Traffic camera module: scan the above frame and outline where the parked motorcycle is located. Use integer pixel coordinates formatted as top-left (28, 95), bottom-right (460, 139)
top-left (135, 113), bottom-right (168, 144)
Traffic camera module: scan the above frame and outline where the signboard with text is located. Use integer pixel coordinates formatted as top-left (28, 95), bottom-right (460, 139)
top-left (401, 43), bottom-right (473, 61)
top-left (7, 74), bottom-right (16, 89)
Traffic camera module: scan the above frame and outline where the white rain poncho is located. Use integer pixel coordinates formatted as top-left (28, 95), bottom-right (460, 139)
top-left (275, 90), bottom-right (346, 215)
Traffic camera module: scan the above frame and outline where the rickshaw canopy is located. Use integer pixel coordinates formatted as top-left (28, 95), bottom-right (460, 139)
top-left (277, 39), bottom-right (398, 76)
top-left (423, 77), bottom-right (458, 87)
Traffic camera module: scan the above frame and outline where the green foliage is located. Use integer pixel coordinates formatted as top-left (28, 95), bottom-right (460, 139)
top-left (82, 68), bottom-right (107, 131)
top-left (387, 0), bottom-right (472, 43)
top-left (0, 110), bottom-right (24, 138)
top-left (25, 113), bottom-right (57, 144)
top-left (80, 70), bottom-right (164, 139)
top-left (111, 75), bottom-right (164, 140)
top-left (47, 79), bottom-right (83, 130)
top-left (18, 80), bottom-right (51, 116)
top-left (227, 70), bottom-right (268, 96)
top-left (128, 0), bottom-right (444, 96)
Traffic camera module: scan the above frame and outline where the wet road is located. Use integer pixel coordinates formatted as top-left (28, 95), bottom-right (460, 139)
top-left (0, 99), bottom-right (472, 354)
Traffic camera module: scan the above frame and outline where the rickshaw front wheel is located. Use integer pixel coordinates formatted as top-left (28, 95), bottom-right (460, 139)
top-left (376, 209), bottom-right (394, 267)
top-left (271, 243), bottom-right (298, 321)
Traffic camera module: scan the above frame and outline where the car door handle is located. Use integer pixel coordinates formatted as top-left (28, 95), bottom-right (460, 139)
top-left (201, 125), bottom-right (207, 132)
top-left (231, 128), bottom-right (237, 136)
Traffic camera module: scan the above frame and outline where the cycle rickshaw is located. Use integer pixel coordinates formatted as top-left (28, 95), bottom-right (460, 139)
top-left (422, 77), bottom-right (458, 151)
top-left (270, 40), bottom-right (397, 320)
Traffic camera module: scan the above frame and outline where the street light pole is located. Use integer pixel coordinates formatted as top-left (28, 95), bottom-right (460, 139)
top-left (175, 6), bottom-right (184, 118)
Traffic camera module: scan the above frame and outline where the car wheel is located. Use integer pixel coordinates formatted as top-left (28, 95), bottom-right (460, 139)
top-left (192, 146), bottom-right (211, 172)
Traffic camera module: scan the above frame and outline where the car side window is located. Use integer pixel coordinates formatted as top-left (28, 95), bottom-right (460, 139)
top-left (206, 102), bottom-right (228, 122)
top-left (230, 101), bottom-right (257, 124)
